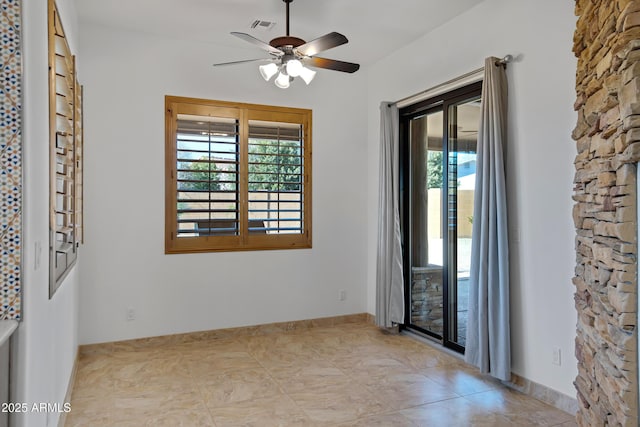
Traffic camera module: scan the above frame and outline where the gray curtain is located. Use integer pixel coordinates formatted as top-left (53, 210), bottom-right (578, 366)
top-left (464, 57), bottom-right (510, 381)
top-left (376, 102), bottom-right (405, 328)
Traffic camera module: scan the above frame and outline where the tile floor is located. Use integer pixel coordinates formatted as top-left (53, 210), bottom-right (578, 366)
top-left (66, 321), bottom-right (577, 426)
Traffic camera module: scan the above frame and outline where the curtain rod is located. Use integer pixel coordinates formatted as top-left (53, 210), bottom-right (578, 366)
top-left (495, 54), bottom-right (514, 68)
top-left (392, 54), bottom-right (513, 107)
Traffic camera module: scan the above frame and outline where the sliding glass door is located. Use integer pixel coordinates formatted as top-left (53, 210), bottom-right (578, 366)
top-left (400, 82), bottom-right (482, 352)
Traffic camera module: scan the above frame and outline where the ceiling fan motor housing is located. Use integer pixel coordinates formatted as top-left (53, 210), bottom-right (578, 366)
top-left (269, 36), bottom-right (306, 50)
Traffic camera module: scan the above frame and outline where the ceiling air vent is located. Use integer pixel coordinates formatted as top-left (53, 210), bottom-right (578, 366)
top-left (250, 20), bottom-right (276, 30)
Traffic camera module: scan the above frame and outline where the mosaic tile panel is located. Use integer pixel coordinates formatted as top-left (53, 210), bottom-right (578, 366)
top-left (0, 0), bottom-right (22, 320)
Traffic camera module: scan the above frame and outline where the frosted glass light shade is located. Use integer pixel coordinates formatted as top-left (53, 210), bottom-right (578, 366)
top-left (286, 59), bottom-right (303, 77)
top-left (259, 63), bottom-right (279, 81)
top-left (274, 72), bottom-right (290, 89)
top-left (299, 66), bottom-right (316, 85)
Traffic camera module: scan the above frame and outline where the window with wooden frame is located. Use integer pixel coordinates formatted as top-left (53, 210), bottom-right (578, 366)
top-left (48, 0), bottom-right (83, 296)
top-left (165, 96), bottom-right (312, 253)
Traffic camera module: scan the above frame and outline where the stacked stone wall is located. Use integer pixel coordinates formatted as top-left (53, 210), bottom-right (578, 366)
top-left (410, 267), bottom-right (444, 334)
top-left (573, 1), bottom-right (639, 425)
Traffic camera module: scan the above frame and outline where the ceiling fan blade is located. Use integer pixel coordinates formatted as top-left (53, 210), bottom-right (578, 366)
top-left (230, 32), bottom-right (283, 55)
top-left (213, 58), bottom-right (271, 67)
top-left (296, 32), bottom-right (348, 56)
top-left (305, 57), bottom-right (360, 73)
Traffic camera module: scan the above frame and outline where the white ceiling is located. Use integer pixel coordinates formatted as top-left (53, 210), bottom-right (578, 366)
top-left (74, 0), bottom-right (484, 66)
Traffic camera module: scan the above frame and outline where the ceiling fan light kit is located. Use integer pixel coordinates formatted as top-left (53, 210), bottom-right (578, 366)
top-left (274, 70), bottom-right (292, 89)
top-left (298, 66), bottom-right (316, 84)
top-left (286, 59), bottom-right (303, 77)
top-left (259, 63), bottom-right (279, 80)
top-left (214, 0), bottom-right (360, 89)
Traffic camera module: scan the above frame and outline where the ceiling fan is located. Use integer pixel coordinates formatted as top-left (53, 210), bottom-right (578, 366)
top-left (213, 0), bottom-right (360, 89)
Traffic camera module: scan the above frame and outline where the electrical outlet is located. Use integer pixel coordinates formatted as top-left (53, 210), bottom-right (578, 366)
top-left (552, 347), bottom-right (561, 366)
top-left (339, 290), bottom-right (347, 301)
top-left (126, 307), bottom-right (136, 321)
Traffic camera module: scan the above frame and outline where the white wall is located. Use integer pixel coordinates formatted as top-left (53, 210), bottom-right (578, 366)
top-left (77, 24), bottom-right (369, 344)
top-left (12, 0), bottom-right (80, 426)
top-left (366, 0), bottom-right (578, 397)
